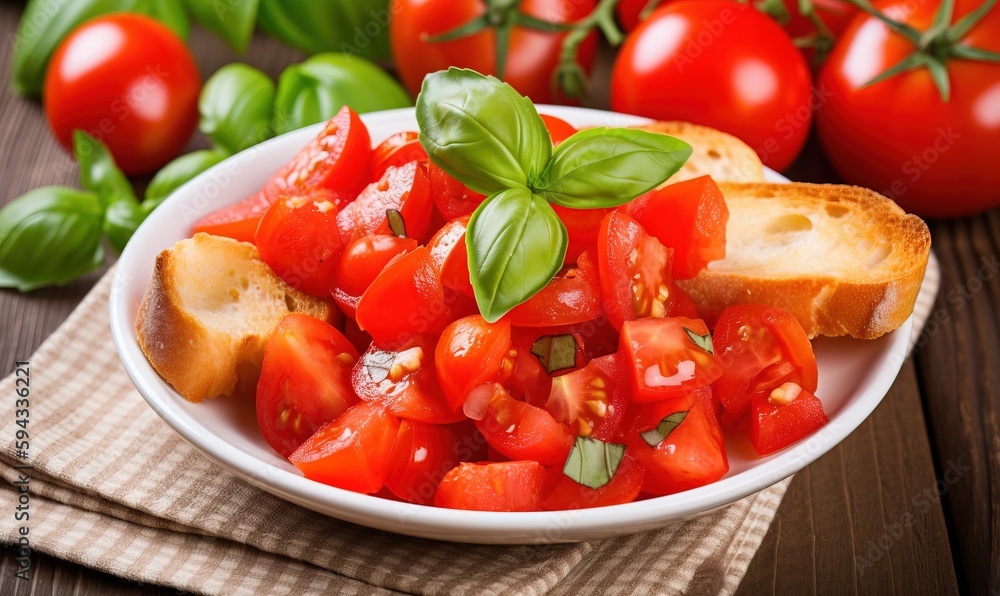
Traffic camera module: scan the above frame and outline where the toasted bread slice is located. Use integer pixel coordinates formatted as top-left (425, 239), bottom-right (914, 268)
top-left (136, 233), bottom-right (334, 402)
top-left (677, 183), bottom-right (931, 339)
top-left (633, 121), bottom-right (765, 183)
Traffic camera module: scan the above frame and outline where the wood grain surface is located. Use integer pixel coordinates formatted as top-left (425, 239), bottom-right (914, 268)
top-left (0, 1), bottom-right (989, 593)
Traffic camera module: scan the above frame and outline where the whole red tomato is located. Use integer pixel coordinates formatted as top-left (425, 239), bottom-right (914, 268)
top-left (817, 0), bottom-right (1000, 217)
top-left (390, 0), bottom-right (597, 104)
top-left (44, 14), bottom-right (200, 175)
top-left (611, 1), bottom-right (814, 171)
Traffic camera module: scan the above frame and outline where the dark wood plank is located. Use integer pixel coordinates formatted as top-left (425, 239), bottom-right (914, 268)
top-left (914, 209), bottom-right (1000, 594)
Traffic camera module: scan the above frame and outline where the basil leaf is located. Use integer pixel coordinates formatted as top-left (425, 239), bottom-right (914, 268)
top-left (417, 68), bottom-right (551, 195)
top-left (640, 411), bottom-right (689, 447)
top-left (563, 436), bottom-right (626, 490)
top-left (10, 0), bottom-right (190, 96)
top-left (199, 64), bottom-right (275, 154)
top-left (0, 187), bottom-right (105, 291)
top-left (73, 131), bottom-right (136, 208)
top-left (256, 0), bottom-right (392, 61)
top-left (467, 188), bottom-right (567, 323)
top-left (530, 335), bottom-right (578, 374)
top-left (104, 199), bottom-right (146, 253)
top-left (183, 0), bottom-right (259, 53)
top-left (272, 53), bottom-right (411, 135)
top-left (145, 149), bottom-right (228, 207)
top-left (535, 128), bottom-right (693, 208)
top-left (684, 327), bottom-right (714, 354)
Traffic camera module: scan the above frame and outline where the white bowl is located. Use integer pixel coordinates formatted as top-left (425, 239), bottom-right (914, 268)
top-left (110, 106), bottom-right (913, 544)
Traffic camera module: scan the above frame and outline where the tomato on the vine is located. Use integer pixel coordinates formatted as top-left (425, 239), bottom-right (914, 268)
top-left (611, 1), bottom-right (814, 171)
top-left (817, 0), bottom-right (1000, 217)
top-left (390, 0), bottom-right (598, 104)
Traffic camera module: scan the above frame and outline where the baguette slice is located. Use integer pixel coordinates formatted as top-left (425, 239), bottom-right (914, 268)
top-left (136, 233), bottom-right (334, 402)
top-left (677, 183), bottom-right (931, 339)
top-left (633, 121), bottom-right (765, 183)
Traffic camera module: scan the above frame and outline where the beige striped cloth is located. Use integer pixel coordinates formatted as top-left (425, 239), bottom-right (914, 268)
top-left (0, 254), bottom-right (939, 595)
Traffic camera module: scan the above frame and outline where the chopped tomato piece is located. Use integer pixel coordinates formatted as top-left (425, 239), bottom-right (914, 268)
top-left (472, 384), bottom-right (575, 466)
top-left (426, 215), bottom-right (473, 295)
top-left (540, 114), bottom-right (577, 145)
top-left (750, 383), bottom-right (828, 455)
top-left (448, 420), bottom-right (490, 462)
top-left (619, 317), bottom-right (723, 402)
top-left (713, 305), bottom-right (818, 421)
top-left (256, 314), bottom-right (359, 457)
top-left (289, 402), bottom-right (399, 494)
top-left (427, 161), bottom-right (486, 221)
top-left (435, 316), bottom-right (514, 413)
top-left (546, 353), bottom-right (630, 441)
top-left (385, 420), bottom-right (460, 504)
top-left (621, 176), bottom-right (728, 279)
top-left (553, 205), bottom-right (610, 265)
top-left (336, 235), bottom-right (418, 297)
top-left (371, 131), bottom-right (427, 180)
top-left (337, 161), bottom-right (433, 244)
top-left (355, 247), bottom-right (453, 347)
top-left (623, 403), bottom-right (729, 496)
top-left (192, 191), bottom-right (272, 243)
top-left (508, 251), bottom-right (602, 327)
top-left (352, 336), bottom-right (464, 424)
top-left (597, 211), bottom-right (676, 331)
top-left (541, 453), bottom-right (643, 510)
top-left (264, 105), bottom-right (372, 198)
top-left (434, 461), bottom-right (546, 511)
top-left (255, 191), bottom-right (343, 297)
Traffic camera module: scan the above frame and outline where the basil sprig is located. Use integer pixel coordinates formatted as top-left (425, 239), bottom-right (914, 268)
top-left (416, 68), bottom-right (692, 322)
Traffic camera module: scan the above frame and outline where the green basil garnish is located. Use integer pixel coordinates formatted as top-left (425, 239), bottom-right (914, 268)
top-left (386, 209), bottom-right (407, 238)
top-left (417, 68), bottom-right (551, 195)
top-left (640, 411), bottom-right (690, 447)
top-left (415, 68), bottom-right (691, 322)
top-left (199, 63), bottom-right (275, 155)
top-left (684, 328), bottom-right (715, 354)
top-left (73, 131), bottom-right (137, 208)
top-left (563, 436), bottom-right (626, 490)
top-left (535, 127), bottom-right (692, 209)
top-left (183, 0), bottom-right (259, 53)
top-left (530, 334), bottom-right (578, 374)
top-left (145, 149), bottom-right (228, 207)
top-left (466, 188), bottom-right (567, 323)
top-left (0, 187), bottom-right (105, 291)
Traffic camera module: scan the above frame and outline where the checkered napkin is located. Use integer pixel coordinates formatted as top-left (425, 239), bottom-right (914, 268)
top-left (0, 253), bottom-right (939, 595)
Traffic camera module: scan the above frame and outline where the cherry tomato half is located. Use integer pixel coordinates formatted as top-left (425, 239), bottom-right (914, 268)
top-left (435, 316), bottom-right (515, 413)
top-left (619, 317), bottom-right (723, 402)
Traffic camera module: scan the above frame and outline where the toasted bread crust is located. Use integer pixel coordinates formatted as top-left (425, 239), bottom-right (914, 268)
top-left (136, 234), bottom-right (333, 402)
top-left (678, 183), bottom-right (931, 339)
top-left (632, 121), bottom-right (765, 183)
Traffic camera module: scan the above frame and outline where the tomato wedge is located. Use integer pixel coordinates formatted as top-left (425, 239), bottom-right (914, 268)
top-left (623, 401), bottom-right (729, 496)
top-left (371, 131), bottom-right (427, 180)
top-left (750, 383), bottom-right (828, 456)
top-left (427, 161), bottom-right (486, 221)
top-left (289, 402), bottom-right (399, 494)
top-left (256, 314), bottom-right (359, 457)
top-left (192, 191), bottom-right (273, 243)
top-left (384, 420), bottom-right (460, 504)
top-left (434, 461), bottom-right (546, 511)
top-left (337, 161), bottom-right (433, 244)
top-left (553, 205), bottom-right (611, 265)
top-left (621, 176), bottom-right (728, 280)
top-left (546, 353), bottom-right (630, 441)
top-left (435, 316), bottom-right (514, 413)
top-left (508, 251), bottom-right (602, 327)
top-left (598, 211), bottom-right (675, 331)
top-left (355, 247), bottom-right (453, 347)
top-left (541, 452), bottom-right (643, 510)
top-left (264, 105), bottom-right (372, 198)
top-left (353, 336), bottom-right (464, 424)
top-left (471, 384), bottom-right (574, 466)
top-left (619, 317), bottom-right (723, 402)
top-left (336, 235), bottom-right (418, 298)
top-left (255, 192), bottom-right (343, 297)
top-left (713, 305), bottom-right (818, 420)
top-left (426, 215), bottom-right (473, 295)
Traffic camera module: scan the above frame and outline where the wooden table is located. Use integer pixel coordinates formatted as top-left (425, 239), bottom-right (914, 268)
top-left (1, 2), bottom-right (993, 593)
